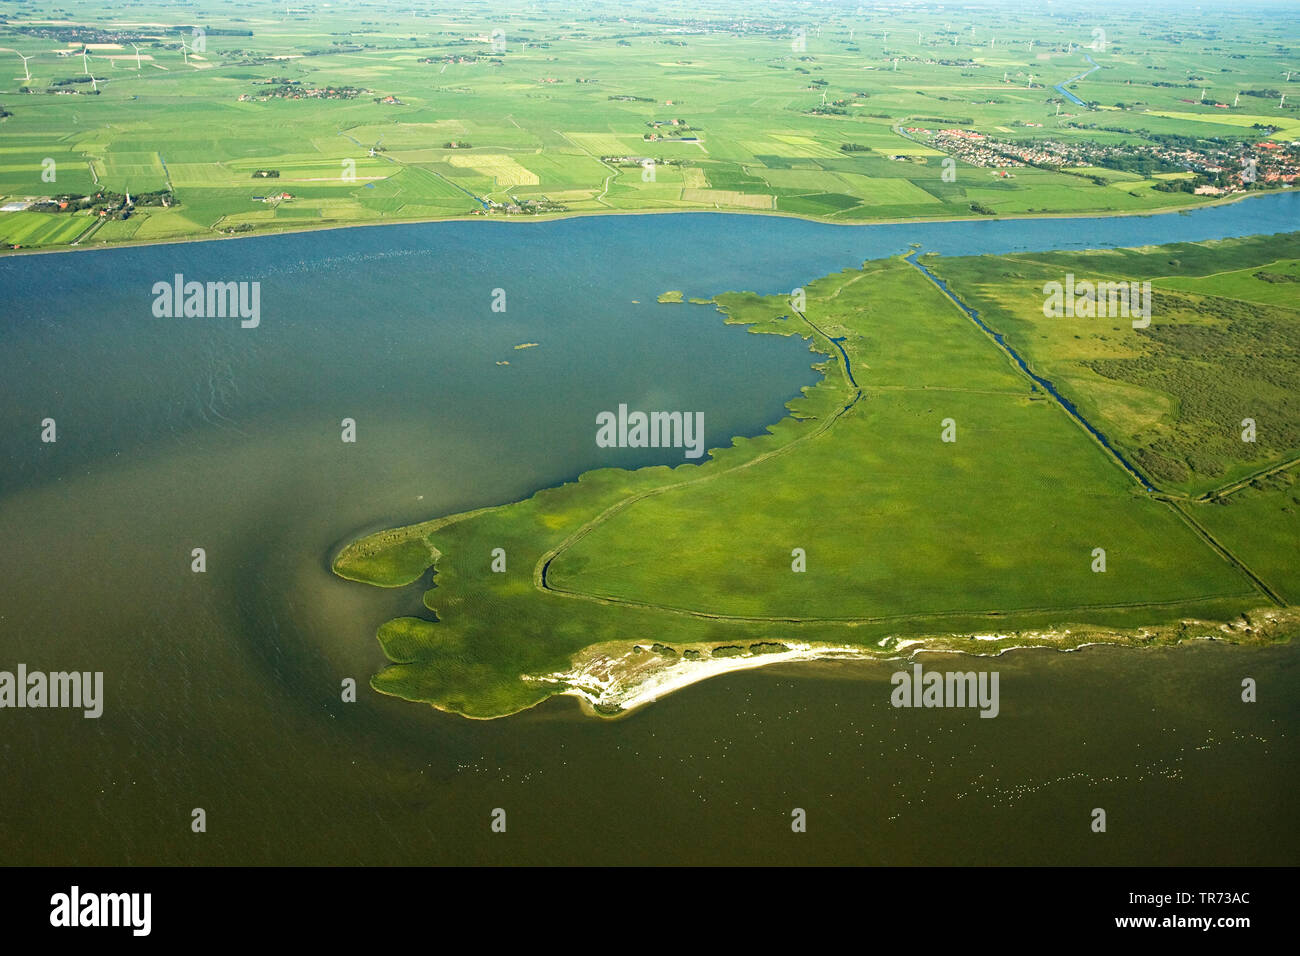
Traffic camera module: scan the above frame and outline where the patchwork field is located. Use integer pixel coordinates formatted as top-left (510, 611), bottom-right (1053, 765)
top-left (448, 152), bottom-right (539, 187)
top-left (1, 0), bottom-right (1296, 249)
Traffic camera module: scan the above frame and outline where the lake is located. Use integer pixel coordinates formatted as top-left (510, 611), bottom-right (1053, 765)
top-left (1, 194), bottom-right (1297, 864)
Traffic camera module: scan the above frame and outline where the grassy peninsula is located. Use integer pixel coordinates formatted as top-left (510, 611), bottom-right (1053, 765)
top-left (334, 232), bottom-right (1300, 718)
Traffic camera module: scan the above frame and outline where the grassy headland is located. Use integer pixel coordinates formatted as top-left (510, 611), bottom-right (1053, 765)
top-left (334, 233), bottom-right (1300, 718)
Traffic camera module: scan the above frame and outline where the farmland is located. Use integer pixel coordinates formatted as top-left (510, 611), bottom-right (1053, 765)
top-left (1, 0), bottom-right (1297, 249)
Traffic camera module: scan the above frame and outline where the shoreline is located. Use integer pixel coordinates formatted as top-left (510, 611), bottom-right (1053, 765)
top-left (0, 188), bottom-right (1278, 260)
top-left (554, 608), bottom-right (1296, 720)
top-left (390, 606), bottom-right (1298, 721)
top-left (314, 213), bottom-right (1299, 723)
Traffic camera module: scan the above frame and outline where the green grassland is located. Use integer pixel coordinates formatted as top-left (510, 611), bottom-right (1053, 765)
top-left (925, 234), bottom-right (1300, 497)
top-left (1194, 469), bottom-right (1300, 604)
top-left (1161, 258), bottom-right (1300, 309)
top-left (1, 0), bottom-right (1297, 248)
top-left (334, 235), bottom-right (1296, 718)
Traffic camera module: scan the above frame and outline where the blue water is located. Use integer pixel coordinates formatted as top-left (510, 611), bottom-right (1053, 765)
top-left (827, 336), bottom-right (858, 388)
top-left (6, 189), bottom-right (1295, 303)
top-left (2, 191), bottom-right (1295, 500)
top-left (1055, 53), bottom-right (1101, 107)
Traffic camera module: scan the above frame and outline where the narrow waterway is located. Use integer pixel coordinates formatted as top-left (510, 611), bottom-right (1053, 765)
top-left (904, 249), bottom-right (1155, 490)
top-left (1056, 52), bottom-right (1101, 106)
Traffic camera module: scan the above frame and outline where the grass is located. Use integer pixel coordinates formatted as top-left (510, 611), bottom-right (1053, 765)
top-left (1160, 259), bottom-right (1300, 311)
top-left (2, 0), bottom-right (1297, 249)
top-left (1194, 469), bottom-right (1300, 604)
top-left (0, 209), bottom-right (89, 245)
top-left (925, 234), bottom-right (1300, 496)
top-left (334, 237), bottom-right (1294, 718)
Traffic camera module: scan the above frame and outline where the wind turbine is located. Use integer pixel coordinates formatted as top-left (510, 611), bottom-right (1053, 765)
top-left (1233, 91), bottom-right (1239, 107)
top-left (81, 46), bottom-right (90, 74)
top-left (17, 52), bottom-right (32, 82)
top-left (131, 42), bottom-right (142, 70)
top-left (179, 35), bottom-right (191, 66)
top-left (1200, 88), bottom-right (1206, 102)
top-left (1027, 74), bottom-right (1034, 89)
top-left (89, 73), bottom-right (98, 92)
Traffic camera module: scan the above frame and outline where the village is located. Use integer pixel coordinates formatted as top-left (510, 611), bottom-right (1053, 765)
top-left (475, 195), bottom-right (568, 215)
top-left (238, 80), bottom-right (366, 101)
top-left (918, 125), bottom-right (1299, 192)
top-left (5, 187), bottom-right (172, 218)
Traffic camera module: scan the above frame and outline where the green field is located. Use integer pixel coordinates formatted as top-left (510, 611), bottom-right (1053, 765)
top-left (926, 234), bottom-right (1300, 496)
top-left (1194, 469), bottom-right (1300, 604)
top-left (1, 0), bottom-right (1297, 248)
top-left (1161, 258), bottom-right (1300, 310)
top-left (0, 208), bottom-right (89, 244)
top-left (334, 234), bottom-right (1297, 718)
